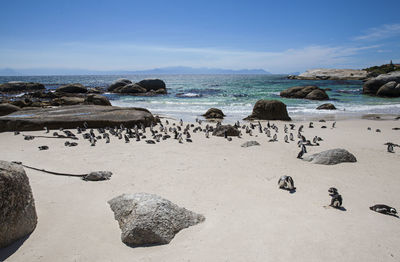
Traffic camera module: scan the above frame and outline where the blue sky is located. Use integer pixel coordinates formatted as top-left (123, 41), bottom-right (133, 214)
top-left (1, 0), bottom-right (400, 73)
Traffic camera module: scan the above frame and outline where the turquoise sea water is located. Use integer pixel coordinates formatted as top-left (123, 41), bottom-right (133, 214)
top-left (1, 74), bottom-right (400, 121)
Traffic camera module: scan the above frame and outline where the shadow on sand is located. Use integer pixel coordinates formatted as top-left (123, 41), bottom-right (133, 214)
top-left (0, 234), bottom-right (30, 261)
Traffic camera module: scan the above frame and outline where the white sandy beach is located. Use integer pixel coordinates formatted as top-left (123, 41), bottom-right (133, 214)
top-left (1, 118), bottom-right (400, 262)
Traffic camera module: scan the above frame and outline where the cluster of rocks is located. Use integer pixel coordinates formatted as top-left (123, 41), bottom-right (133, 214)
top-left (280, 85), bottom-right (329, 100)
top-left (363, 71), bottom-right (400, 97)
top-left (288, 69), bottom-right (368, 80)
top-left (108, 79), bottom-right (167, 95)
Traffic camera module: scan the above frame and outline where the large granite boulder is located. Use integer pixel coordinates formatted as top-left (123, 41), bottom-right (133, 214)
top-left (0, 160), bottom-right (37, 248)
top-left (376, 81), bottom-right (400, 97)
top-left (0, 103), bottom-right (21, 116)
top-left (212, 124), bottom-right (240, 137)
top-left (363, 71), bottom-right (400, 96)
top-left (107, 79), bottom-right (133, 92)
top-left (288, 69), bottom-right (367, 80)
top-left (280, 86), bottom-right (329, 100)
top-left (0, 82), bottom-right (45, 93)
top-left (244, 100), bottom-right (291, 121)
top-left (56, 83), bottom-right (88, 93)
top-left (0, 105), bottom-right (157, 132)
top-left (137, 79), bottom-right (166, 92)
top-left (302, 148), bottom-right (357, 165)
top-left (316, 103), bottom-right (336, 110)
top-left (202, 108), bottom-right (225, 119)
top-left (84, 94), bottom-right (112, 106)
top-left (108, 193), bottom-right (205, 247)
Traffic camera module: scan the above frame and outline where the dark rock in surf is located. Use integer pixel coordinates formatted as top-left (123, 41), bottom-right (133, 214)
top-left (56, 83), bottom-right (88, 93)
top-left (202, 108), bottom-right (225, 119)
top-left (316, 103), bottom-right (336, 110)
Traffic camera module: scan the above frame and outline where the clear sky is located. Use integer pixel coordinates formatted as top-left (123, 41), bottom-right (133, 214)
top-left (1, 0), bottom-right (400, 73)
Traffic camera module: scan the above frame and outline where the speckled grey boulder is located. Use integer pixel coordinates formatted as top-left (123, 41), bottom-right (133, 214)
top-left (241, 141), bottom-right (260, 147)
top-left (303, 148), bottom-right (357, 165)
top-left (0, 160), bottom-right (37, 248)
top-left (108, 193), bottom-right (205, 247)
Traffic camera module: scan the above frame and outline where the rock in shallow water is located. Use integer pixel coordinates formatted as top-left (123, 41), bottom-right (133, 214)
top-left (0, 160), bottom-right (37, 248)
top-left (108, 193), bottom-right (205, 247)
top-left (302, 148), bottom-right (357, 165)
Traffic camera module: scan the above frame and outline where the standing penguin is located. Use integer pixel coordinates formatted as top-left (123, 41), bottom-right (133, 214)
top-left (328, 187), bottom-right (343, 208)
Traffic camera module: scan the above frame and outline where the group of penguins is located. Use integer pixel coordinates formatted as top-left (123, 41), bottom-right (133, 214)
top-left (278, 175), bottom-right (398, 217)
top-left (16, 118), bottom-right (398, 217)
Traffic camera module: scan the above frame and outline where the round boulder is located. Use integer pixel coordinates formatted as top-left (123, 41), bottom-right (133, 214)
top-left (202, 108), bottom-right (225, 119)
top-left (316, 103), bottom-right (336, 110)
top-left (376, 81), bottom-right (400, 97)
top-left (108, 193), bottom-right (205, 246)
top-left (305, 89), bottom-right (329, 100)
top-left (56, 83), bottom-right (88, 93)
top-left (85, 94), bottom-right (112, 106)
top-left (0, 161), bottom-right (37, 248)
top-left (363, 71), bottom-right (400, 95)
top-left (280, 85), bottom-right (329, 100)
top-left (107, 78), bottom-right (133, 92)
top-left (244, 100), bottom-right (291, 121)
top-left (0, 103), bottom-right (21, 116)
top-left (137, 79), bottom-right (166, 92)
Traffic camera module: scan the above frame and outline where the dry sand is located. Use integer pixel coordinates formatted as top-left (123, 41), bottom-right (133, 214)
top-left (1, 118), bottom-right (400, 262)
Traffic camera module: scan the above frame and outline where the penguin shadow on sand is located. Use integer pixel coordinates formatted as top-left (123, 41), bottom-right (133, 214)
top-left (278, 176), bottom-right (296, 194)
top-left (323, 187), bottom-right (347, 211)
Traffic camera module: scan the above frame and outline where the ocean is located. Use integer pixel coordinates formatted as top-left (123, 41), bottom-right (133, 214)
top-left (1, 74), bottom-right (400, 121)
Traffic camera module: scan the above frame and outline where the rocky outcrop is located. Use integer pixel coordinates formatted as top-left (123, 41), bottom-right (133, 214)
top-left (202, 108), bottom-right (225, 119)
top-left (52, 96), bottom-right (85, 106)
top-left (108, 78), bottom-right (167, 95)
top-left (0, 103), bottom-right (21, 116)
top-left (0, 105), bottom-right (157, 132)
top-left (0, 160), bottom-right (37, 248)
top-left (108, 193), bottom-right (205, 247)
top-left (363, 71), bottom-right (400, 97)
top-left (302, 148), bottom-right (357, 165)
top-left (288, 69), bottom-right (367, 80)
top-left (212, 124), bottom-right (240, 137)
top-left (244, 100), bottom-right (291, 121)
top-left (0, 82), bottom-right (45, 93)
top-left (280, 86), bottom-right (329, 100)
top-left (316, 103), bottom-right (336, 110)
top-left (376, 81), bottom-right (400, 97)
top-left (56, 83), bottom-right (88, 93)
top-left (84, 94), bottom-right (111, 106)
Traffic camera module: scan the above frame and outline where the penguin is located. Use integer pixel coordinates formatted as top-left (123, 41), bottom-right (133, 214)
top-left (298, 125), bottom-right (304, 132)
top-left (376, 129), bottom-right (381, 132)
top-left (124, 134), bottom-right (130, 143)
top-left (69, 142), bottom-right (78, 147)
top-left (44, 126), bottom-right (49, 133)
top-left (24, 135), bottom-right (35, 141)
top-left (367, 127), bottom-right (371, 131)
top-left (328, 187), bottom-right (343, 208)
top-left (83, 122), bottom-right (88, 129)
top-left (278, 176), bottom-right (296, 191)
top-left (90, 136), bottom-right (96, 146)
top-left (332, 121), bottom-right (336, 128)
top-left (14, 131), bottom-right (20, 135)
top-left (309, 122), bottom-right (314, 128)
top-left (369, 204), bottom-right (397, 216)
top-left (106, 136), bottom-right (110, 144)
top-left (266, 129), bottom-right (271, 137)
top-left (180, 119), bottom-right (183, 126)
top-left (146, 140), bottom-right (156, 144)
top-left (38, 146), bottom-right (49, 150)
top-left (224, 131), bottom-right (228, 139)
top-left (284, 125), bottom-right (288, 133)
top-left (384, 142), bottom-right (398, 153)
top-left (289, 124), bottom-right (295, 130)
top-left (284, 135), bottom-right (289, 143)
top-left (227, 137), bottom-right (232, 142)
top-left (289, 133), bottom-right (294, 141)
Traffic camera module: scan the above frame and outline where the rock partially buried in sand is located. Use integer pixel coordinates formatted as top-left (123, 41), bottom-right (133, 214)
top-left (303, 148), bottom-right (357, 165)
top-left (316, 103), bottom-right (336, 110)
top-left (241, 141), bottom-right (260, 147)
top-left (108, 193), bottom-right (205, 247)
top-left (244, 100), bottom-right (291, 121)
top-left (202, 108), bottom-right (225, 119)
top-left (0, 160), bottom-right (38, 248)
top-left (82, 171), bottom-right (112, 181)
top-left (0, 105), bottom-right (157, 132)
top-left (212, 124), bottom-right (240, 137)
